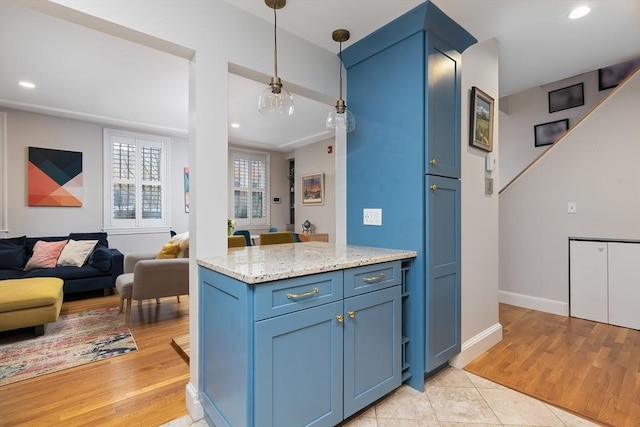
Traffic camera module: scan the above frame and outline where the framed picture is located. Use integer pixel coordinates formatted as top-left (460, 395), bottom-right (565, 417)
top-left (302, 173), bottom-right (324, 205)
top-left (534, 119), bottom-right (569, 147)
top-left (183, 167), bottom-right (189, 213)
top-left (548, 83), bottom-right (584, 113)
top-left (28, 147), bottom-right (83, 207)
top-left (469, 86), bottom-right (494, 152)
top-left (598, 58), bottom-right (640, 91)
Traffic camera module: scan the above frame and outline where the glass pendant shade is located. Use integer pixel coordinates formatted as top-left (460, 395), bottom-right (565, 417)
top-left (259, 77), bottom-right (294, 115)
top-left (326, 108), bottom-right (355, 132)
top-left (327, 29), bottom-right (355, 132)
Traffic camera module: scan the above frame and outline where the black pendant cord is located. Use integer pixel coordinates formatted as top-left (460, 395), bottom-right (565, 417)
top-left (273, 6), bottom-right (278, 78)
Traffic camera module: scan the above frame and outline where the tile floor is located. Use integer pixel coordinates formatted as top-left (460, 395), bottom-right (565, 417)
top-left (160, 367), bottom-right (599, 427)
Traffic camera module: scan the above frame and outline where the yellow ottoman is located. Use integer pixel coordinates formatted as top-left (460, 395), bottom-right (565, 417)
top-left (0, 278), bottom-right (64, 336)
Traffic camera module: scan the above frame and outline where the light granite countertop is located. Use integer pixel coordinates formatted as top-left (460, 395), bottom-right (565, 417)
top-left (197, 242), bottom-right (416, 284)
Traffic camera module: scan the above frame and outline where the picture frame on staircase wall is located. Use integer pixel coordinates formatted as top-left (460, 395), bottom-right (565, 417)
top-left (534, 119), bottom-right (569, 147)
top-left (548, 83), bottom-right (584, 113)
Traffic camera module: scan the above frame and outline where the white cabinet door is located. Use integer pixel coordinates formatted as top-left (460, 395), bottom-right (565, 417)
top-left (608, 242), bottom-right (640, 329)
top-left (570, 241), bottom-right (608, 323)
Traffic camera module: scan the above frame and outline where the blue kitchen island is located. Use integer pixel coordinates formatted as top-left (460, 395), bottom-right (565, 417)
top-left (197, 242), bottom-right (415, 427)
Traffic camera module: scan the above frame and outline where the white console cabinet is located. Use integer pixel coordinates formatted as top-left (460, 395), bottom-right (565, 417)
top-left (569, 239), bottom-right (640, 330)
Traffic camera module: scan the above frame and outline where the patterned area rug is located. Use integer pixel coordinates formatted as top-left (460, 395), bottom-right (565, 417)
top-left (0, 307), bottom-right (137, 386)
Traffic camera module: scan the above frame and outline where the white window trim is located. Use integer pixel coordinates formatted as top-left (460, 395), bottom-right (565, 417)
top-left (229, 147), bottom-right (271, 229)
top-left (103, 128), bottom-right (171, 234)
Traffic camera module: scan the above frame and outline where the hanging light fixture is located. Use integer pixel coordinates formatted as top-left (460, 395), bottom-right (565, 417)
top-left (258, 0), bottom-right (294, 115)
top-left (326, 29), bottom-right (355, 132)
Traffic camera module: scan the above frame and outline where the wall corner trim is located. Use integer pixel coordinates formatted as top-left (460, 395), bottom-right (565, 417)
top-left (449, 322), bottom-right (503, 369)
top-left (185, 382), bottom-right (204, 422)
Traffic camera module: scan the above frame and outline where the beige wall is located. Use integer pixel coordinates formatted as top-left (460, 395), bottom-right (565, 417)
top-left (500, 71), bottom-right (640, 315)
top-left (294, 137), bottom-right (336, 240)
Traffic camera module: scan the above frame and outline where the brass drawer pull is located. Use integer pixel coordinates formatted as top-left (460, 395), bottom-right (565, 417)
top-left (429, 158), bottom-right (437, 165)
top-left (430, 184), bottom-right (437, 190)
top-left (362, 273), bottom-right (386, 284)
top-left (336, 314), bottom-right (344, 323)
top-left (348, 311), bottom-right (356, 319)
top-left (287, 287), bottom-right (319, 300)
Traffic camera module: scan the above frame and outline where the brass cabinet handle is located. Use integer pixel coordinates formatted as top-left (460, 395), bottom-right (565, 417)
top-left (348, 311), bottom-right (355, 319)
top-left (429, 158), bottom-right (437, 165)
top-left (430, 184), bottom-right (437, 191)
top-left (362, 273), bottom-right (386, 284)
top-left (336, 314), bottom-right (344, 323)
top-left (287, 287), bottom-right (319, 300)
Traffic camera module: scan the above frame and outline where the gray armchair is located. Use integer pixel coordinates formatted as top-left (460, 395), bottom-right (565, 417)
top-left (115, 252), bottom-right (189, 326)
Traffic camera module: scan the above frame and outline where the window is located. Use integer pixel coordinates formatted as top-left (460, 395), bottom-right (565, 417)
top-left (230, 149), bottom-right (269, 227)
top-left (103, 128), bottom-right (170, 232)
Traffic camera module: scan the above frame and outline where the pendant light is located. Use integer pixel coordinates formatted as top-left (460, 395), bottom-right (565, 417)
top-left (326, 29), bottom-right (355, 132)
top-left (258, 0), bottom-right (294, 116)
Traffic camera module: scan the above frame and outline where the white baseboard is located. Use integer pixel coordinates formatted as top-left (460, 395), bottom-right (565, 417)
top-left (499, 290), bottom-right (568, 316)
top-left (185, 382), bottom-right (204, 422)
top-left (449, 322), bottom-right (503, 369)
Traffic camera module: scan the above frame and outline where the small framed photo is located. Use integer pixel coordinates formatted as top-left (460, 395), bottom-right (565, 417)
top-left (302, 173), bottom-right (324, 205)
top-left (599, 58), bottom-right (640, 91)
top-left (469, 86), bottom-right (494, 152)
top-left (534, 119), bottom-right (569, 147)
top-left (548, 83), bottom-right (584, 113)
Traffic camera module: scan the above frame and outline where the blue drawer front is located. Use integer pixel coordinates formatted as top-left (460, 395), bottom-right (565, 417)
top-left (344, 261), bottom-right (401, 297)
top-left (254, 271), bottom-right (343, 321)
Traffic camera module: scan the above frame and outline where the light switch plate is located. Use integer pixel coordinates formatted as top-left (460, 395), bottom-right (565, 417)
top-left (363, 208), bottom-right (382, 226)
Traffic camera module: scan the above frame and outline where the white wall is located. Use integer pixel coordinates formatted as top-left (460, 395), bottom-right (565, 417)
top-left (2, 108), bottom-right (189, 253)
top-left (499, 69), bottom-right (615, 189)
top-left (500, 71), bottom-right (640, 315)
top-left (44, 0), bottom-right (340, 419)
top-left (450, 39), bottom-right (502, 368)
top-left (294, 137), bottom-right (336, 240)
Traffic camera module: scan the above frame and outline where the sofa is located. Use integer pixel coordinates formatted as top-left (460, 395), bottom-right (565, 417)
top-left (0, 232), bottom-right (123, 295)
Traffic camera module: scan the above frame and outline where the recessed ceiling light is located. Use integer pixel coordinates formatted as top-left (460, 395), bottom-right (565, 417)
top-left (569, 6), bottom-right (591, 19)
top-left (231, 123), bottom-right (240, 128)
top-left (19, 81), bottom-right (36, 89)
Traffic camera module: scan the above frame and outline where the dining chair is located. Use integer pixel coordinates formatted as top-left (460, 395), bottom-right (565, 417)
top-left (259, 231), bottom-right (295, 245)
top-left (233, 230), bottom-right (252, 246)
top-left (228, 235), bottom-right (247, 248)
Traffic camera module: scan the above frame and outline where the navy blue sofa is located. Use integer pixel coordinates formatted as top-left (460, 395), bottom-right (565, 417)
top-left (0, 232), bottom-right (123, 295)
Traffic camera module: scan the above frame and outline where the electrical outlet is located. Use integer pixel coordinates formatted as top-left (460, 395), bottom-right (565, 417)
top-left (568, 202), bottom-right (577, 214)
top-left (363, 208), bottom-right (382, 226)
top-left (485, 178), bottom-right (494, 195)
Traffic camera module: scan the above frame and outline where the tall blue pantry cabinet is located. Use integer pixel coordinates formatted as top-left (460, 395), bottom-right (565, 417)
top-left (342, 2), bottom-right (475, 389)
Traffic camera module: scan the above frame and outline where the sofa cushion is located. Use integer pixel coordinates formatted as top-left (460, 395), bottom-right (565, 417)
top-left (68, 232), bottom-right (108, 248)
top-left (0, 236), bottom-right (26, 268)
top-left (87, 246), bottom-right (112, 272)
top-left (57, 239), bottom-right (98, 267)
top-left (24, 240), bottom-right (67, 271)
top-left (22, 264), bottom-right (109, 280)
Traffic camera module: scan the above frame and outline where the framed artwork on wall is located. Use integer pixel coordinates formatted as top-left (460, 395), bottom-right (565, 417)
top-left (184, 167), bottom-right (189, 213)
top-left (598, 58), bottom-right (640, 91)
top-left (28, 146), bottom-right (83, 207)
top-left (534, 119), bottom-right (569, 147)
top-left (302, 173), bottom-right (324, 205)
top-left (469, 86), bottom-right (494, 152)
top-left (548, 83), bottom-right (584, 113)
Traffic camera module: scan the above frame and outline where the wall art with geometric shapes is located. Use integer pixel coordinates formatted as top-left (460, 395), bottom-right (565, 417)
top-left (28, 147), bottom-right (83, 207)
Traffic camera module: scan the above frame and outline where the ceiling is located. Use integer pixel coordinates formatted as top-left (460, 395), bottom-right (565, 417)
top-left (1, 1), bottom-right (638, 151)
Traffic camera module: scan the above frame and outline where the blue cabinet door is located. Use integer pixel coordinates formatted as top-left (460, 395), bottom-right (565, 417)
top-left (254, 300), bottom-right (344, 427)
top-left (426, 33), bottom-right (462, 179)
top-left (425, 175), bottom-right (461, 371)
top-left (343, 286), bottom-right (402, 418)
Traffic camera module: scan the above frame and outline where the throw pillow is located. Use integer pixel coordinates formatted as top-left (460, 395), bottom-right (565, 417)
top-left (0, 235), bottom-right (27, 268)
top-left (168, 232), bottom-right (189, 258)
top-left (57, 239), bottom-right (99, 267)
top-left (156, 242), bottom-right (181, 259)
top-left (68, 232), bottom-right (108, 248)
top-left (87, 246), bottom-right (112, 272)
top-left (23, 240), bottom-right (68, 271)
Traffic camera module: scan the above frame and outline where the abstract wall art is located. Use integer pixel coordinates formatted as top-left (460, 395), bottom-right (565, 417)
top-left (28, 147), bottom-right (83, 207)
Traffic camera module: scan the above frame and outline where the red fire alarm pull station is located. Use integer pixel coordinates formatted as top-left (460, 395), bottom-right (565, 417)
top-left (327, 145), bottom-right (333, 154)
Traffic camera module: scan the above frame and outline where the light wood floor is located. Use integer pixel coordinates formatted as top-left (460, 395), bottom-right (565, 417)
top-left (0, 291), bottom-right (190, 427)
top-left (465, 304), bottom-right (640, 427)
